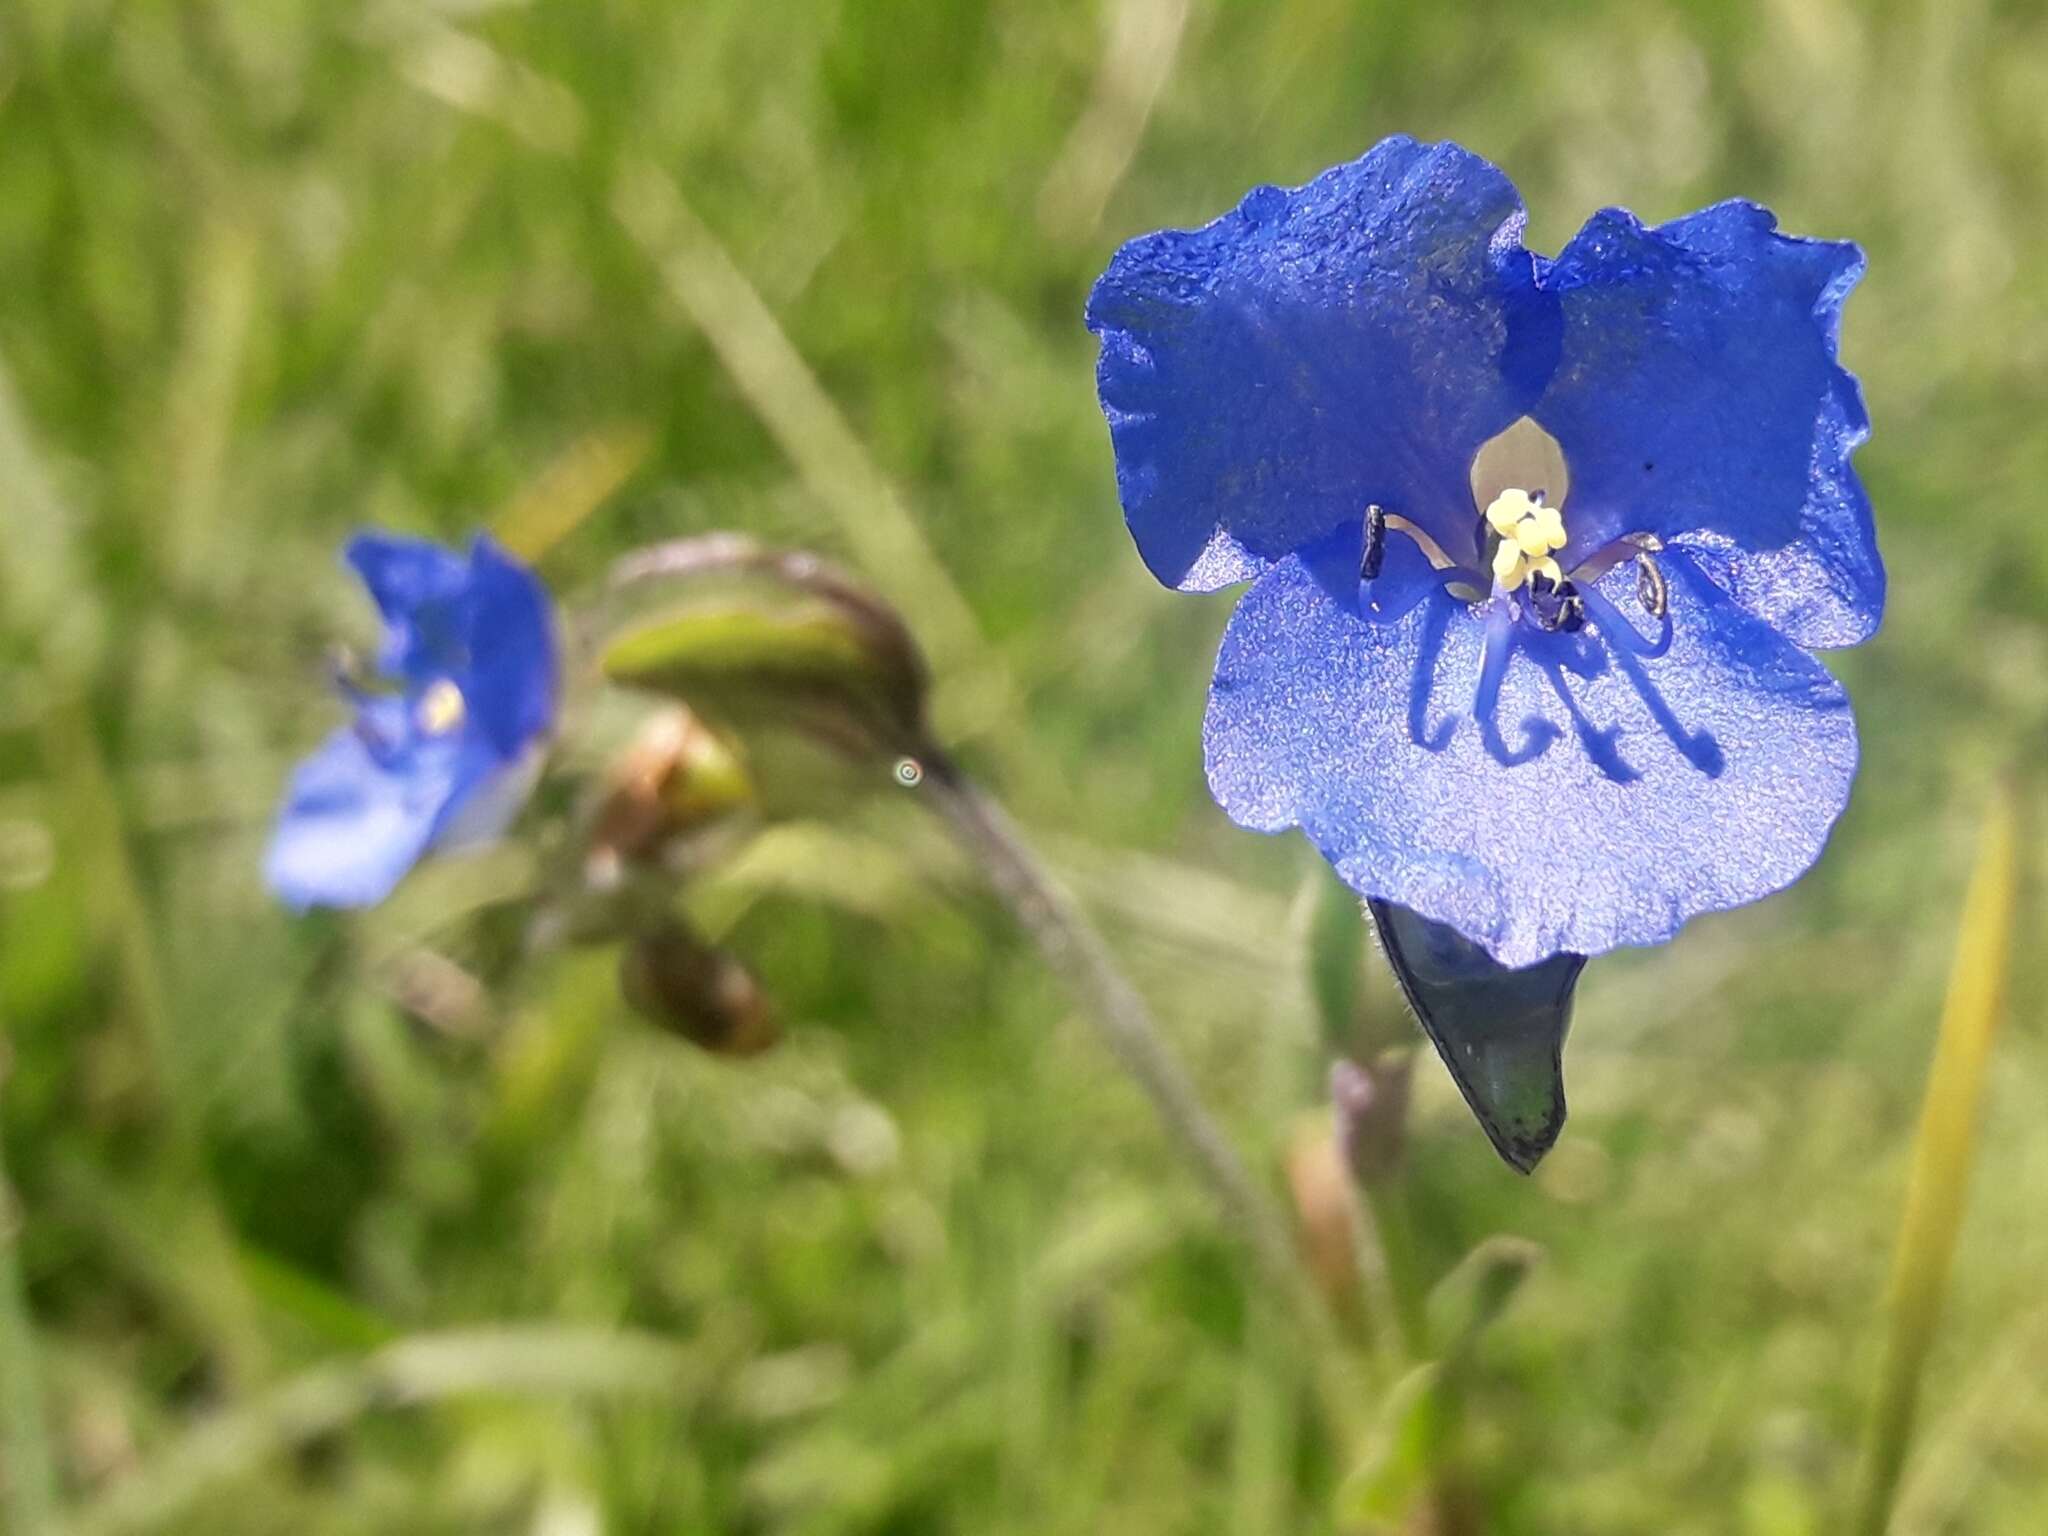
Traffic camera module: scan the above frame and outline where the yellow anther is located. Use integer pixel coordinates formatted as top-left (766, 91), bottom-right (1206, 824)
top-left (1483, 488), bottom-right (1571, 592)
top-left (1491, 539), bottom-right (1525, 586)
top-left (416, 678), bottom-right (467, 735)
top-left (1485, 487), bottom-right (1539, 539)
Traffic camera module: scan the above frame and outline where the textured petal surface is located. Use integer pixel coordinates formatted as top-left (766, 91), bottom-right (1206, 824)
top-left (1203, 533), bottom-right (1860, 965)
top-left (263, 722), bottom-right (482, 910)
top-left (1534, 201), bottom-right (1881, 648)
top-left (1087, 136), bottom-right (1558, 591)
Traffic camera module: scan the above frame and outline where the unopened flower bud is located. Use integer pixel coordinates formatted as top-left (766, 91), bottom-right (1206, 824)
top-left (619, 918), bottom-right (778, 1057)
top-left (596, 535), bottom-right (929, 762)
top-left (1330, 1052), bottom-right (1413, 1185)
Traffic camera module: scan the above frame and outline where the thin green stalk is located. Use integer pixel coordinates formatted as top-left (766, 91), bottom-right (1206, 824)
top-left (0, 1044), bottom-right (57, 1535)
top-left (916, 750), bottom-right (1362, 1425)
top-left (1328, 1052), bottom-right (1430, 1372)
top-left (1228, 876), bottom-right (1323, 1532)
top-left (1353, 1139), bottom-right (1430, 1365)
top-left (1853, 783), bottom-right (2021, 1536)
top-left (1309, 861), bottom-right (1429, 1369)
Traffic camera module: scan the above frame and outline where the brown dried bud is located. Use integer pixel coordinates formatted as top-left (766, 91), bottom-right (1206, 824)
top-left (585, 705), bottom-right (753, 885)
top-left (1283, 1113), bottom-right (1363, 1316)
top-left (619, 918), bottom-right (778, 1057)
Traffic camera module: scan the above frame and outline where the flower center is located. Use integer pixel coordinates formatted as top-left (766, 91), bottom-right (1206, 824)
top-left (1483, 488), bottom-right (1567, 592)
top-left (1359, 416), bottom-right (1670, 641)
top-left (415, 678), bottom-right (467, 736)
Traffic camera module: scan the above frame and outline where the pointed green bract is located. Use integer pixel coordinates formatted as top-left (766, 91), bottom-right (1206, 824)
top-left (1368, 900), bottom-right (1582, 1172)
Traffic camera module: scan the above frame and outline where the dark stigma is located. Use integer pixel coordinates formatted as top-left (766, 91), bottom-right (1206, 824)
top-left (1529, 572), bottom-right (1585, 634)
top-left (1360, 504), bottom-right (1386, 581)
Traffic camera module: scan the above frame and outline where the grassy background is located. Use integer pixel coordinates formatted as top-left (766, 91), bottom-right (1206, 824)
top-left (3, 0), bottom-right (2047, 1530)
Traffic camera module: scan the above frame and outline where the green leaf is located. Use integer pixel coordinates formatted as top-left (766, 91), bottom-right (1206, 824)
top-left (1427, 1234), bottom-right (1541, 1363)
top-left (1336, 1362), bottom-right (1449, 1528)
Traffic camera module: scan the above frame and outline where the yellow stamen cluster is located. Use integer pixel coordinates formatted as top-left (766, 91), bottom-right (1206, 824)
top-left (1484, 488), bottom-right (1567, 592)
top-left (416, 678), bottom-right (467, 735)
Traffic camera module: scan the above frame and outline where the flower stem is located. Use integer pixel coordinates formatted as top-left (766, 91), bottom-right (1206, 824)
top-left (1306, 866), bottom-right (1432, 1367)
top-left (915, 751), bottom-right (1344, 1362)
top-left (1341, 1062), bottom-right (1431, 1366)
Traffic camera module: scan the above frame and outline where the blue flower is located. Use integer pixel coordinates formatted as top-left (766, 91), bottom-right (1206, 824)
top-left (266, 532), bottom-right (559, 910)
top-left (1088, 136), bottom-right (1880, 969)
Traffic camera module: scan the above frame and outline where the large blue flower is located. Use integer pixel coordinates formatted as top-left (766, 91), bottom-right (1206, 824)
top-left (1088, 137), bottom-right (1879, 970)
top-left (266, 532), bottom-right (559, 910)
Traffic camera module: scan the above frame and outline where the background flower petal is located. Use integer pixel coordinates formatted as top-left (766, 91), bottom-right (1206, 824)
top-left (345, 531), bottom-right (473, 680)
top-left (1086, 135), bottom-right (1557, 591)
top-left (1202, 534), bottom-right (1860, 966)
top-left (1535, 201), bottom-right (1881, 648)
top-left (263, 725), bottom-right (475, 909)
top-left (460, 535), bottom-right (560, 757)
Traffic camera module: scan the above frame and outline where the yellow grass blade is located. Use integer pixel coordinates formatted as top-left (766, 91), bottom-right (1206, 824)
top-left (493, 422), bottom-right (655, 566)
top-left (1854, 782), bottom-right (2022, 1535)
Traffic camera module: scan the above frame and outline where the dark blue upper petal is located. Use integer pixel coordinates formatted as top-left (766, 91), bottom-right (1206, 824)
top-left (458, 535), bottom-right (559, 758)
top-left (346, 532), bottom-right (473, 681)
top-left (1202, 532), bottom-right (1859, 966)
top-left (1087, 136), bottom-right (1558, 591)
top-left (1533, 200), bottom-right (1881, 648)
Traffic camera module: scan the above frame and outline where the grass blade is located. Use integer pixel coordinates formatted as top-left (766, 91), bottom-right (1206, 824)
top-left (492, 423), bottom-right (655, 566)
top-left (0, 1048), bottom-right (57, 1536)
top-left (1853, 782), bottom-right (2022, 1535)
top-left (58, 1328), bottom-right (710, 1536)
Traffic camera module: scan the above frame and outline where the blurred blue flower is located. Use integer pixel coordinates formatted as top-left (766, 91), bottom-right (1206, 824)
top-left (1088, 136), bottom-right (1880, 967)
top-left (266, 532), bottom-right (559, 910)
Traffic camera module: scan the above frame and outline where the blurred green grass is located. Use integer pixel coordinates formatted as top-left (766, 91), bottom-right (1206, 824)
top-left (2, 0), bottom-right (2046, 1530)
